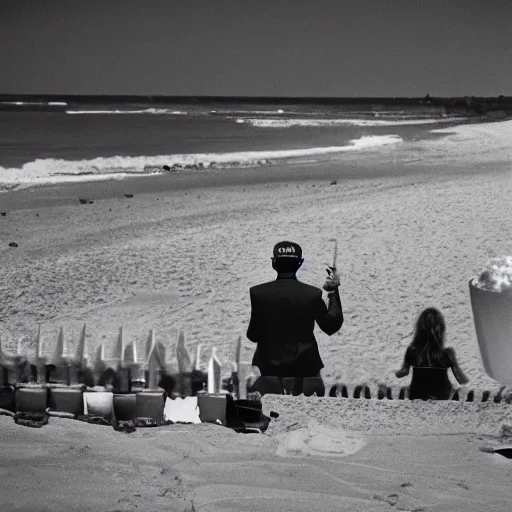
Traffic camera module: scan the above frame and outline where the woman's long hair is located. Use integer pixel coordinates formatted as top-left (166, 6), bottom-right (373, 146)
top-left (409, 308), bottom-right (446, 367)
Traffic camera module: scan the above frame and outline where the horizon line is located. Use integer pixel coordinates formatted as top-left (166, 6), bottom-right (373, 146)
top-left (1, 93), bottom-right (510, 101)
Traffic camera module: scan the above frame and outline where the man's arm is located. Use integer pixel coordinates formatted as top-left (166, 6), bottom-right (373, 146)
top-left (314, 288), bottom-right (344, 335)
top-left (246, 288), bottom-right (259, 343)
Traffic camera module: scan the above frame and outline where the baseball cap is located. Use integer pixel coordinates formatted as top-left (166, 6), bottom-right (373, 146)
top-left (273, 241), bottom-right (302, 259)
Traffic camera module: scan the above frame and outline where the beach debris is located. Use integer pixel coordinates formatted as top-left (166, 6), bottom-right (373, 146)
top-left (1, 212), bottom-right (6, 216)
top-left (113, 420), bottom-right (137, 433)
top-left (77, 414), bottom-right (111, 426)
top-left (47, 410), bottom-right (75, 419)
top-left (14, 411), bottom-right (49, 428)
top-left (124, 194), bottom-right (134, 198)
top-left (162, 165), bottom-right (173, 171)
top-left (373, 493), bottom-right (399, 506)
top-left (134, 416), bottom-right (162, 428)
top-left (78, 198), bottom-right (91, 204)
top-left (330, 180), bottom-right (337, 185)
top-left (500, 424), bottom-right (512, 438)
top-left (8, 242), bottom-right (18, 248)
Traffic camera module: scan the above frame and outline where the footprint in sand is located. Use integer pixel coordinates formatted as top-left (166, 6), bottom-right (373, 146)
top-left (275, 419), bottom-right (366, 458)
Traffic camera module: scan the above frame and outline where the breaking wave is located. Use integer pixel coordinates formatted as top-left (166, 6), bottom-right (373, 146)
top-left (0, 135), bottom-right (402, 190)
top-left (236, 117), bottom-right (468, 128)
top-left (66, 108), bottom-right (188, 115)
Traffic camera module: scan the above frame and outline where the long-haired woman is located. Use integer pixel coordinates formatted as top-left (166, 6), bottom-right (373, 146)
top-left (395, 307), bottom-right (469, 399)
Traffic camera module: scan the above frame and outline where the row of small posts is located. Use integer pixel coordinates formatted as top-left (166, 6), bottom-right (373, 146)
top-left (0, 325), bottom-right (252, 398)
top-left (0, 326), bottom-right (254, 424)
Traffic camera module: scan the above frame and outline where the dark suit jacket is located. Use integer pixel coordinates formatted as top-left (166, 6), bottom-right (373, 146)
top-left (247, 276), bottom-right (343, 377)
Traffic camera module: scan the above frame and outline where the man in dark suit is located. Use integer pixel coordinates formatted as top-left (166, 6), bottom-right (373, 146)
top-left (246, 241), bottom-right (343, 394)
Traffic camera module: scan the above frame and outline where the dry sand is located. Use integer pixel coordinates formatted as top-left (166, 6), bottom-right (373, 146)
top-left (1, 120), bottom-right (512, 390)
top-left (1, 394), bottom-right (512, 511)
top-left (1, 120), bottom-right (512, 511)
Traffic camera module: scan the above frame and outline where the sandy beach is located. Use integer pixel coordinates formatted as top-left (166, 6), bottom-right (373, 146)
top-left (2, 120), bottom-right (512, 512)
top-left (1, 395), bottom-right (512, 512)
top-left (1, 120), bottom-right (512, 393)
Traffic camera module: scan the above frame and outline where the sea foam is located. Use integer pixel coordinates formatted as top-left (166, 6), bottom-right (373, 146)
top-left (236, 117), bottom-right (468, 128)
top-left (66, 108), bottom-right (187, 115)
top-left (0, 135), bottom-right (402, 190)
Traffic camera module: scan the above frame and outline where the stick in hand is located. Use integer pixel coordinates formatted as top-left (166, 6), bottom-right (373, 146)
top-left (323, 238), bottom-right (340, 291)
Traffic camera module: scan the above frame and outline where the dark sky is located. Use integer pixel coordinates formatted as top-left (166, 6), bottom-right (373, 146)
top-left (1, 0), bottom-right (511, 96)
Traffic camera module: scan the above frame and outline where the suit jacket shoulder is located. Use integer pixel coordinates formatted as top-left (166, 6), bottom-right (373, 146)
top-left (251, 279), bottom-right (322, 298)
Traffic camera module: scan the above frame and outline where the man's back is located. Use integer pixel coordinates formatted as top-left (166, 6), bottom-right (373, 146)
top-left (247, 276), bottom-right (343, 377)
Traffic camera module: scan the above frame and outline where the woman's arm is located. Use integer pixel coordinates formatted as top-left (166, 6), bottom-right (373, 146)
top-left (395, 346), bottom-right (411, 378)
top-left (452, 364), bottom-right (469, 385)
top-left (446, 347), bottom-right (469, 385)
top-left (395, 363), bottom-right (410, 378)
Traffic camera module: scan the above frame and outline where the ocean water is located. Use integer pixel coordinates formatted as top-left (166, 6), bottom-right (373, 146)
top-left (0, 100), bottom-right (473, 190)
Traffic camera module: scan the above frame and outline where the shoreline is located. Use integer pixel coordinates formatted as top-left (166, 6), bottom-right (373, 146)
top-left (0, 147), bottom-right (506, 213)
top-left (2, 117), bottom-right (510, 212)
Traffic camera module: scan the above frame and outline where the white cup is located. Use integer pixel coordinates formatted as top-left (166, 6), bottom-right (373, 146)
top-left (83, 391), bottom-right (114, 418)
top-left (469, 279), bottom-right (512, 384)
